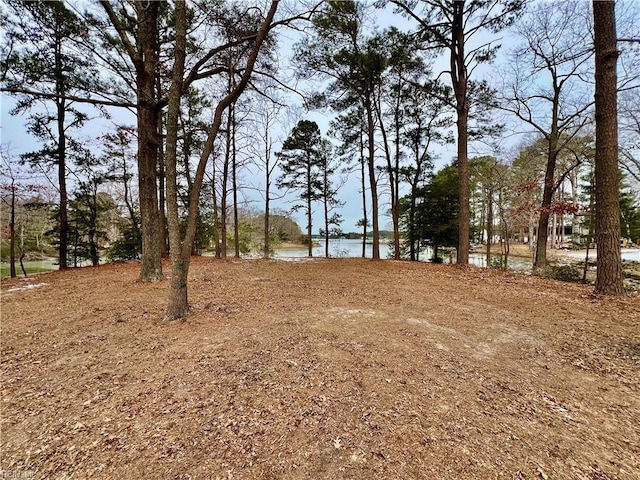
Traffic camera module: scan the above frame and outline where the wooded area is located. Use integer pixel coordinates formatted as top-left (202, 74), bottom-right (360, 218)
top-left (1, 0), bottom-right (639, 319)
top-left (2, 2), bottom-right (640, 478)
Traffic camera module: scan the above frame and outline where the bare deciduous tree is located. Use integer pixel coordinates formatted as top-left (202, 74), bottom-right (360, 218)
top-left (497, 0), bottom-right (594, 274)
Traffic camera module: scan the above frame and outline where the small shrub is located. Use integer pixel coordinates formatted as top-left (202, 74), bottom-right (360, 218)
top-left (106, 225), bottom-right (141, 262)
top-left (296, 234), bottom-right (311, 245)
top-left (547, 264), bottom-right (583, 283)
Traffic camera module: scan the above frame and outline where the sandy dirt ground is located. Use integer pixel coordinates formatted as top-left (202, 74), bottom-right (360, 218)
top-left (1, 257), bottom-right (639, 479)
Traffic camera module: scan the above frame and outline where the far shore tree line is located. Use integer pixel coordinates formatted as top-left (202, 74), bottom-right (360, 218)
top-left (1, 0), bottom-right (639, 318)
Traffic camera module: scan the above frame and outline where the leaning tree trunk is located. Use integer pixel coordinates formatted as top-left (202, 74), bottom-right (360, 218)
top-left (376, 102), bottom-right (400, 260)
top-left (165, 0), bottom-right (279, 320)
top-left (593, 0), bottom-right (624, 295)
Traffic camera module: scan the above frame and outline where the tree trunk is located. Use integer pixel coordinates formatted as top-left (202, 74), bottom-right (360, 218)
top-left (365, 93), bottom-right (380, 259)
top-left (9, 182), bottom-right (16, 278)
top-left (451, 2), bottom-right (470, 265)
top-left (264, 197), bottom-right (270, 257)
top-left (136, 0), bottom-right (162, 281)
top-left (19, 246), bottom-right (27, 277)
top-left (212, 161), bottom-right (221, 258)
top-left (53, 9), bottom-right (69, 271)
top-left (593, 0), bottom-right (624, 295)
top-left (360, 129), bottom-right (367, 259)
top-left (90, 227), bottom-right (99, 266)
top-left (166, 257), bottom-right (190, 320)
top-left (571, 169), bottom-right (579, 245)
top-left (375, 100), bottom-right (399, 260)
top-left (486, 189), bottom-right (493, 267)
top-left (166, 0), bottom-right (279, 319)
top-left (324, 169), bottom-right (330, 258)
top-left (231, 101), bottom-right (240, 258)
top-left (157, 103), bottom-right (168, 256)
top-left (393, 96), bottom-right (401, 260)
top-left (409, 191), bottom-right (417, 261)
top-left (263, 112), bottom-right (273, 258)
top-left (533, 139), bottom-right (559, 274)
top-left (221, 111), bottom-right (231, 259)
top-left (164, 0), bottom-right (189, 320)
top-left (57, 100), bottom-right (68, 270)
top-left (307, 164), bottom-right (313, 258)
top-left (456, 107), bottom-right (470, 264)
top-left (499, 189), bottom-right (509, 270)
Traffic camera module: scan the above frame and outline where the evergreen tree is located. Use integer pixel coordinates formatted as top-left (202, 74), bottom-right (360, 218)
top-left (295, 1), bottom-right (385, 258)
top-left (401, 163), bottom-right (459, 262)
top-left (2, 0), bottom-right (102, 270)
top-left (276, 120), bottom-right (326, 257)
top-left (390, 0), bottom-right (525, 264)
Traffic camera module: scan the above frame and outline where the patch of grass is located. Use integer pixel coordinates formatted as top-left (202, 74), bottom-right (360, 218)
top-left (0, 260), bottom-right (57, 278)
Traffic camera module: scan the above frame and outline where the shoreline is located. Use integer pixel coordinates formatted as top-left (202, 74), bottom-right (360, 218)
top-left (471, 243), bottom-right (640, 262)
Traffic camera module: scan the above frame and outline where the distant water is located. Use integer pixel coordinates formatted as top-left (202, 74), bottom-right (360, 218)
top-left (273, 239), bottom-right (533, 270)
top-left (562, 248), bottom-right (640, 262)
top-left (273, 239), bottom-right (640, 271)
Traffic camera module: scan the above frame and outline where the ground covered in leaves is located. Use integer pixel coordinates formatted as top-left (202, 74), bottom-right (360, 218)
top-left (2, 258), bottom-right (639, 479)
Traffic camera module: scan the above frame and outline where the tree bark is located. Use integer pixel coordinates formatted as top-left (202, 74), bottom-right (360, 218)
top-left (9, 181), bottom-right (16, 278)
top-left (164, 0), bottom-right (189, 320)
top-left (486, 189), bottom-right (493, 267)
top-left (221, 109), bottom-right (231, 258)
top-left (365, 92), bottom-right (380, 259)
top-left (54, 11), bottom-right (68, 270)
top-left (533, 132), bottom-right (560, 274)
top-left (157, 102), bottom-right (168, 256)
top-left (375, 98), bottom-right (399, 259)
top-left (324, 166), bottom-right (330, 258)
top-left (164, 0), bottom-right (280, 319)
top-left (231, 101), bottom-right (240, 258)
top-left (360, 129), bottom-right (367, 259)
top-left (593, 0), bottom-right (624, 295)
top-left (264, 121), bottom-right (271, 258)
top-left (136, 0), bottom-right (162, 281)
top-left (307, 158), bottom-right (313, 257)
top-left (451, 2), bottom-right (470, 265)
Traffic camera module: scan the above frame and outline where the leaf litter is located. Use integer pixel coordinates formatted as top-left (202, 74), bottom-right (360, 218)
top-left (1, 257), bottom-right (639, 479)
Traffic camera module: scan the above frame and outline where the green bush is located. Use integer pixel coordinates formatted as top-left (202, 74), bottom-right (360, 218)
top-left (547, 264), bottom-right (584, 283)
top-left (0, 244), bottom-right (10, 262)
top-left (106, 225), bottom-right (141, 262)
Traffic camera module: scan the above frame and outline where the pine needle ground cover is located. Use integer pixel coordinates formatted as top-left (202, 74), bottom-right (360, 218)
top-left (2, 258), bottom-right (639, 479)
